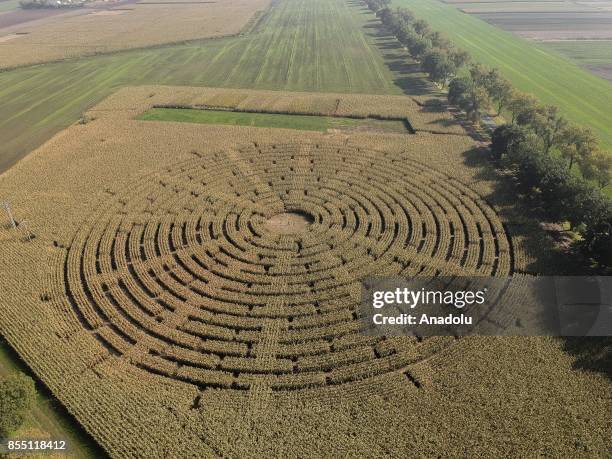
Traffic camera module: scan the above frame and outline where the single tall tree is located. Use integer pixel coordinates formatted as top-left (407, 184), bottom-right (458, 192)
top-left (448, 48), bottom-right (471, 69)
top-left (531, 105), bottom-right (567, 154)
top-left (490, 124), bottom-right (528, 160)
top-left (486, 70), bottom-right (513, 115)
top-left (413, 19), bottom-right (430, 37)
top-left (463, 86), bottom-right (490, 122)
top-left (407, 36), bottom-right (432, 59)
top-left (448, 76), bottom-right (472, 106)
top-left (422, 50), bottom-right (456, 86)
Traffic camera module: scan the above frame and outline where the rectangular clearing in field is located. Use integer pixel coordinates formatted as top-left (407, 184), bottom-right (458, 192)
top-left (137, 107), bottom-right (412, 134)
top-left (93, 85), bottom-right (463, 135)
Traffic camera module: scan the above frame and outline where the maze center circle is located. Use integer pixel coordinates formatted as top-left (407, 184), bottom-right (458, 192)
top-left (264, 210), bottom-right (314, 234)
top-left (63, 142), bottom-right (513, 392)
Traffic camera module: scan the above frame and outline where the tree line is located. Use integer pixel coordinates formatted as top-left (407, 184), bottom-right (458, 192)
top-left (19, 0), bottom-right (84, 9)
top-left (364, 0), bottom-right (611, 272)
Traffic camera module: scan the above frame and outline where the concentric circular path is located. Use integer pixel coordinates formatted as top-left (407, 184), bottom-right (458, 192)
top-left (62, 142), bottom-right (513, 391)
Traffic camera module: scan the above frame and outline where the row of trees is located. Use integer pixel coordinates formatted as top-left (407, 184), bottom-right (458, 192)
top-left (366, 3), bottom-right (510, 122)
top-left (486, 88), bottom-right (611, 188)
top-left (364, 0), bottom-right (611, 271)
top-left (366, 1), bottom-right (610, 189)
top-left (371, 4), bottom-right (471, 85)
top-left (448, 66), bottom-right (512, 122)
top-left (20, 0), bottom-right (84, 9)
top-left (492, 125), bottom-right (612, 271)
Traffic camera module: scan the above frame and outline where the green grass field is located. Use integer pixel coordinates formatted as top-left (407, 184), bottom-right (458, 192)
top-left (0, 0), bottom-right (414, 173)
top-left (138, 107), bottom-right (409, 133)
top-left (393, 0), bottom-right (612, 148)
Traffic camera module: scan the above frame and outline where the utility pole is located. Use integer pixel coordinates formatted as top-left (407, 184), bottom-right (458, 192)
top-left (19, 220), bottom-right (33, 241)
top-left (1, 201), bottom-right (17, 229)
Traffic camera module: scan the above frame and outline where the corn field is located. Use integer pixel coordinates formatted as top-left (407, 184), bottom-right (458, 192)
top-left (54, 139), bottom-right (513, 394)
top-left (0, 87), bottom-right (594, 458)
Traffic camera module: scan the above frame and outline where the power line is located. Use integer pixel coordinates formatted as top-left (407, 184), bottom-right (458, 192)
top-left (1, 201), bottom-right (34, 241)
top-left (1, 201), bottom-right (17, 229)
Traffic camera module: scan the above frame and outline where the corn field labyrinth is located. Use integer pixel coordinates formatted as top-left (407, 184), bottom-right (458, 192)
top-left (58, 141), bottom-right (514, 393)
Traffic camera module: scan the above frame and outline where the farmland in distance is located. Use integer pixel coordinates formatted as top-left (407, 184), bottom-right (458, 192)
top-left (0, 0), bottom-right (271, 69)
top-left (395, 0), bottom-right (612, 147)
top-left (445, 0), bottom-right (612, 83)
top-left (539, 39), bottom-right (612, 83)
top-left (0, 0), bottom-right (427, 174)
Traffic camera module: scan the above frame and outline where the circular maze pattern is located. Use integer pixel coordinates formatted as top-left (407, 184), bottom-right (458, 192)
top-left (63, 142), bottom-right (513, 392)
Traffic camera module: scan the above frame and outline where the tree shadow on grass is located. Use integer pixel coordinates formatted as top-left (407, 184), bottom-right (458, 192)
top-left (350, 3), bottom-right (371, 14)
top-left (382, 57), bottom-right (433, 95)
top-left (358, 16), bottom-right (437, 96)
top-left (392, 77), bottom-right (433, 96)
top-left (385, 58), bottom-right (421, 74)
top-left (377, 41), bottom-right (404, 50)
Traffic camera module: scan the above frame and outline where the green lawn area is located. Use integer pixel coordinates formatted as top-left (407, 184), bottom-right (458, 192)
top-left (0, 0), bottom-right (411, 174)
top-left (138, 107), bottom-right (410, 133)
top-left (0, 339), bottom-right (102, 458)
top-left (392, 0), bottom-right (612, 148)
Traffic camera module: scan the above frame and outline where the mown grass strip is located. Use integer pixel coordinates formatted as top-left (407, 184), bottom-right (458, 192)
top-left (137, 107), bottom-right (410, 133)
